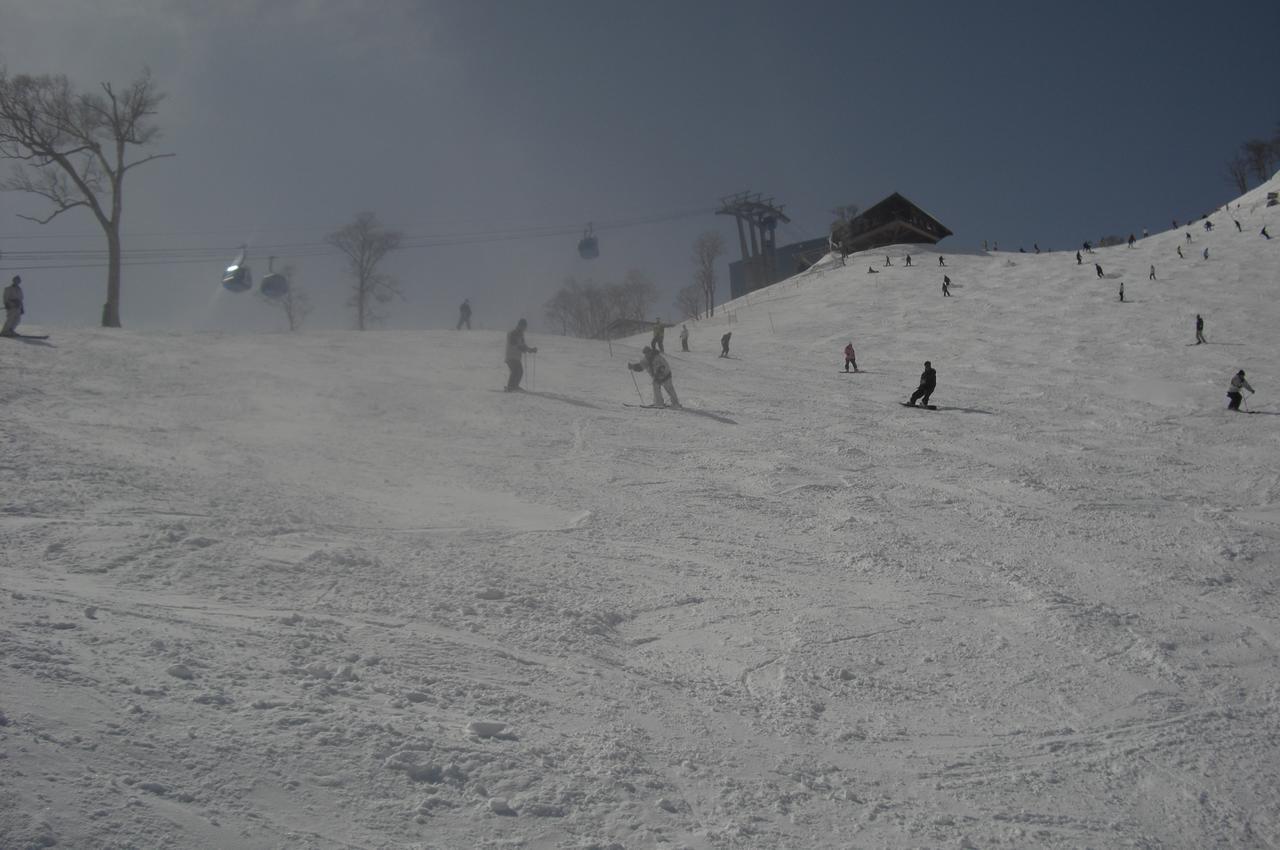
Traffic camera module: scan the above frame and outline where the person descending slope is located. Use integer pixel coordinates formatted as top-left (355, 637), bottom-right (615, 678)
top-left (503, 318), bottom-right (537, 391)
top-left (906, 361), bottom-right (937, 407)
top-left (2, 275), bottom-right (23, 337)
top-left (456, 298), bottom-right (472, 330)
top-left (629, 346), bottom-right (680, 408)
top-left (680, 324), bottom-right (689, 352)
top-left (1095, 263), bottom-right (1104, 279)
top-left (1195, 314), bottom-right (1206, 345)
top-left (720, 332), bottom-right (732, 357)
top-left (843, 343), bottom-right (858, 372)
top-left (651, 318), bottom-right (666, 353)
top-left (1226, 370), bottom-right (1254, 411)
top-left (942, 275), bottom-right (952, 296)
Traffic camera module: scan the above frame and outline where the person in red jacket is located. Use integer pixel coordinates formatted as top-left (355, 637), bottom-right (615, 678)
top-left (843, 343), bottom-right (858, 373)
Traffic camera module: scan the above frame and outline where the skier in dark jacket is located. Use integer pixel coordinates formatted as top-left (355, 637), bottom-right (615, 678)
top-left (720, 332), bottom-right (732, 357)
top-left (1095, 263), bottom-right (1104, 279)
top-left (456, 298), bottom-right (472, 330)
top-left (907, 361), bottom-right (937, 407)
top-left (2, 275), bottom-right (23, 337)
top-left (503, 318), bottom-right (537, 391)
top-left (942, 275), bottom-right (952, 296)
top-left (1195, 314), bottom-right (1206, 345)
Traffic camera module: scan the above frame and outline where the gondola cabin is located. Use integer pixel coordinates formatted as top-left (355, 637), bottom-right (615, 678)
top-left (577, 224), bottom-right (599, 260)
top-left (222, 249), bottom-right (252, 293)
top-left (259, 256), bottom-right (288, 298)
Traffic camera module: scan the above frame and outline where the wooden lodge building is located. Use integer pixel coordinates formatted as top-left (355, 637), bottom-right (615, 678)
top-left (728, 192), bottom-right (952, 300)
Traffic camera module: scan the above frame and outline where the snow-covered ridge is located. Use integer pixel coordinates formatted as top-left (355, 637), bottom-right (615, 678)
top-left (2, 174), bottom-right (1278, 849)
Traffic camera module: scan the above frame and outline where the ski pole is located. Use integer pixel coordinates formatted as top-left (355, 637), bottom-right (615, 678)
top-left (529, 351), bottom-right (536, 391)
top-left (629, 368), bottom-right (644, 403)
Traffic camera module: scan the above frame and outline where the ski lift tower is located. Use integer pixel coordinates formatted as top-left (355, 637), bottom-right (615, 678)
top-left (716, 192), bottom-right (791, 293)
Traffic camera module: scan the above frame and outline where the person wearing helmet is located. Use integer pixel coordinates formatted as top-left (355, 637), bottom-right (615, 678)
top-left (1226, 370), bottom-right (1254, 411)
top-left (2, 275), bottom-right (23, 337)
top-left (907, 361), bottom-right (937, 407)
top-left (503, 318), bottom-right (537, 391)
top-left (629, 346), bottom-right (680, 408)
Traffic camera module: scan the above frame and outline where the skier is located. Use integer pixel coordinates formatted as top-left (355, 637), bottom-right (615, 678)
top-left (1149, 265), bottom-right (1156, 281)
top-left (885, 255), bottom-right (892, 267)
top-left (720, 331), bottom-right (732, 358)
top-left (1204, 220), bottom-right (1214, 231)
top-left (1095, 263), bottom-right (1104, 279)
top-left (651, 318), bottom-right (665, 353)
top-left (905, 255), bottom-right (912, 267)
top-left (1186, 232), bottom-right (1192, 244)
top-left (1128, 234), bottom-right (1136, 248)
top-left (1076, 250), bottom-right (1082, 265)
top-left (1195, 314), bottom-right (1206, 345)
top-left (938, 256), bottom-right (946, 267)
top-left (1118, 281), bottom-right (1125, 302)
top-left (1234, 219), bottom-right (1242, 232)
top-left (2, 275), bottom-right (23, 337)
top-left (679, 324), bottom-right (689, 352)
top-left (843, 342), bottom-right (858, 372)
top-left (1203, 247), bottom-right (1209, 260)
top-left (629, 346), bottom-right (680, 408)
top-left (1226, 370), bottom-right (1254, 411)
top-left (1034, 243), bottom-right (1041, 254)
top-left (907, 361), bottom-right (937, 407)
top-left (1177, 245), bottom-right (1184, 259)
top-left (456, 298), bottom-right (472, 330)
top-left (942, 275), bottom-right (952, 296)
top-left (1262, 226), bottom-right (1271, 240)
top-left (503, 318), bottom-right (537, 391)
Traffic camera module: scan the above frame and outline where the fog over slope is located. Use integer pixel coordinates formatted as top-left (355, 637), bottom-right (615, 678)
top-left (1, 175), bottom-right (1278, 849)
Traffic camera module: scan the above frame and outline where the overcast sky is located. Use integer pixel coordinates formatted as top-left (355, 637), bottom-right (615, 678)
top-left (2, 0), bottom-right (1277, 332)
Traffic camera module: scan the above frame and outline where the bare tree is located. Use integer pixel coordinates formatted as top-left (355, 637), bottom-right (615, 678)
top-left (1224, 154), bottom-right (1250, 194)
top-left (1242, 138), bottom-right (1277, 184)
top-left (257, 266), bottom-right (311, 331)
top-left (543, 271), bottom-right (656, 338)
top-left (674, 282), bottom-right (702, 320)
top-left (0, 68), bottom-right (173, 327)
top-left (325, 212), bottom-right (403, 330)
top-left (691, 231), bottom-right (724, 318)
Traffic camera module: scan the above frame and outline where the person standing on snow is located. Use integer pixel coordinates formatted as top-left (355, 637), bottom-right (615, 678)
top-left (1203, 247), bottom-right (1209, 260)
top-left (1226, 370), bottom-right (1254, 411)
top-left (942, 275), bottom-right (952, 296)
top-left (1195, 314), bottom-right (1206, 345)
top-left (1076, 250), bottom-right (1082, 265)
top-left (907, 361), bottom-right (937, 407)
top-left (456, 298), bottom-right (472, 330)
top-left (938, 256), bottom-right (946, 267)
top-left (720, 331), bottom-right (732, 357)
top-left (843, 343), bottom-right (858, 372)
top-left (1118, 281), bottom-right (1125, 302)
top-left (679, 324), bottom-right (689, 352)
top-left (503, 318), bottom-right (537, 391)
top-left (1149, 265), bottom-right (1156, 281)
top-left (629, 346), bottom-right (680, 408)
top-left (651, 318), bottom-right (666, 353)
top-left (2, 275), bottom-right (24, 337)
top-left (1177, 245), bottom-right (1184, 259)
top-left (1095, 263), bottom-right (1104, 279)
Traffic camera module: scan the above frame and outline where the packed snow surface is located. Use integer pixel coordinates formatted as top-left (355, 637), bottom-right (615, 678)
top-left (3, 177), bottom-right (1280, 849)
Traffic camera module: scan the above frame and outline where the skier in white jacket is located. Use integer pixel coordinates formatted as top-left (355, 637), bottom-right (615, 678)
top-left (1226, 370), bottom-right (1254, 411)
top-left (629, 346), bottom-right (680, 408)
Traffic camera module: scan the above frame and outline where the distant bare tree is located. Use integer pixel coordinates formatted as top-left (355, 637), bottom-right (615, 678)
top-left (544, 272), bottom-right (656, 338)
top-left (675, 282), bottom-right (702, 320)
top-left (692, 231), bottom-right (724, 318)
top-left (258, 266), bottom-right (311, 331)
top-left (1224, 154), bottom-right (1250, 194)
top-left (0, 68), bottom-right (173, 327)
top-left (1242, 138), bottom-right (1277, 184)
top-left (325, 212), bottom-right (403, 330)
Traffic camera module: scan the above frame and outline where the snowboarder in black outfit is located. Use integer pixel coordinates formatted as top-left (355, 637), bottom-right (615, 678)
top-left (843, 342), bottom-right (858, 372)
top-left (2, 275), bottom-right (24, 337)
top-left (938, 256), bottom-right (946, 267)
top-left (1226, 370), bottom-right (1254, 411)
top-left (907, 361), bottom-right (937, 407)
top-left (720, 332), bottom-right (731, 357)
top-left (942, 275), bottom-right (952, 296)
top-left (1118, 282), bottom-right (1124, 302)
top-left (1195, 314), bottom-right (1206, 345)
top-left (504, 318), bottom-right (537, 391)
top-left (1076, 251), bottom-right (1082, 265)
top-left (456, 298), bottom-right (472, 330)
top-left (1095, 263), bottom-right (1104, 279)
top-left (905, 255), bottom-right (912, 266)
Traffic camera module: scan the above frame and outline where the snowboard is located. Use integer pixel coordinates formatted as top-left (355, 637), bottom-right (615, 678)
top-left (2, 333), bottom-right (49, 340)
top-left (900, 402), bottom-right (938, 410)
